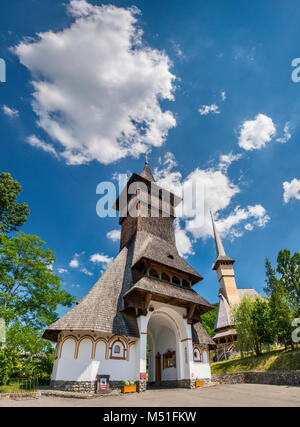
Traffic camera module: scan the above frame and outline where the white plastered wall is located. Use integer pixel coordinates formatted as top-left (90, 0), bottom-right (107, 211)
top-left (52, 333), bottom-right (139, 382)
top-left (51, 301), bottom-right (212, 383)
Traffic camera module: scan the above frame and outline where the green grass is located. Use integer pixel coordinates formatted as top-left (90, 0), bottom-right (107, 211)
top-left (211, 348), bottom-right (300, 374)
top-left (0, 381), bottom-right (36, 394)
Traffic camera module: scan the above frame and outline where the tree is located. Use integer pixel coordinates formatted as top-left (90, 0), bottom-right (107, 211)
top-left (251, 297), bottom-right (274, 353)
top-left (232, 296), bottom-right (274, 356)
top-left (3, 323), bottom-right (54, 382)
top-left (232, 296), bottom-right (257, 356)
top-left (265, 256), bottom-right (297, 350)
top-left (276, 250), bottom-right (300, 316)
top-left (0, 232), bottom-right (76, 384)
top-left (0, 232), bottom-right (75, 329)
top-left (0, 172), bottom-right (30, 234)
top-left (201, 303), bottom-right (218, 337)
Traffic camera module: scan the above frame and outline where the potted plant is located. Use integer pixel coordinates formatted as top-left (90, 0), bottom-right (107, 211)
top-left (195, 378), bottom-right (204, 388)
top-left (121, 381), bottom-right (137, 393)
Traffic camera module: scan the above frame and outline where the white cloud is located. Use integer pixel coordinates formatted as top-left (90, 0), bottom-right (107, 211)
top-left (80, 267), bottom-right (93, 276)
top-left (221, 91), bottom-right (226, 102)
top-left (58, 268), bottom-right (68, 274)
top-left (154, 152), bottom-right (270, 255)
top-left (238, 113), bottom-right (276, 151)
top-left (90, 253), bottom-right (113, 266)
top-left (283, 178), bottom-right (300, 203)
top-left (14, 0), bottom-right (176, 165)
top-left (27, 135), bottom-right (58, 158)
top-left (213, 205), bottom-right (270, 239)
top-left (276, 122), bottom-right (291, 144)
top-left (69, 252), bottom-right (84, 268)
top-left (174, 219), bottom-right (194, 258)
top-left (218, 152), bottom-right (243, 172)
top-left (69, 258), bottom-right (79, 268)
top-left (106, 229), bottom-right (121, 242)
top-left (2, 105), bottom-right (19, 118)
top-left (198, 104), bottom-right (220, 116)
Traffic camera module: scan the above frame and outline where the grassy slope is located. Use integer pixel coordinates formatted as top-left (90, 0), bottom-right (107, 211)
top-left (211, 348), bottom-right (300, 374)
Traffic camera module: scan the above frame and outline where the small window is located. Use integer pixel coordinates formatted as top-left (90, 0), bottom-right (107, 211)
top-left (167, 254), bottom-right (174, 259)
top-left (149, 268), bottom-right (159, 278)
top-left (203, 350), bottom-right (209, 363)
top-left (182, 280), bottom-right (190, 288)
top-left (110, 340), bottom-right (126, 360)
top-left (193, 348), bottom-right (202, 362)
top-left (172, 276), bottom-right (180, 285)
top-left (161, 272), bottom-right (171, 282)
top-left (163, 351), bottom-right (176, 369)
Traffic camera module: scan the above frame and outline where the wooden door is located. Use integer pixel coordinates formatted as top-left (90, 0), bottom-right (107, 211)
top-left (155, 352), bottom-right (161, 384)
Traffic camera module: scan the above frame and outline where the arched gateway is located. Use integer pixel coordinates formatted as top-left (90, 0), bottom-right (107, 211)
top-left (43, 160), bottom-right (215, 392)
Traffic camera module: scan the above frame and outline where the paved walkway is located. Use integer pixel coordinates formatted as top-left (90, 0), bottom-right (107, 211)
top-left (0, 384), bottom-right (300, 407)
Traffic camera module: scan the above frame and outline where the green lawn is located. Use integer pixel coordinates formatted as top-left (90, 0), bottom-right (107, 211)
top-left (0, 381), bottom-right (36, 394)
top-left (211, 348), bottom-right (300, 374)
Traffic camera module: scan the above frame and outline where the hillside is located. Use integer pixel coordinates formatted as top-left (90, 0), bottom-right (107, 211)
top-left (211, 348), bottom-right (300, 374)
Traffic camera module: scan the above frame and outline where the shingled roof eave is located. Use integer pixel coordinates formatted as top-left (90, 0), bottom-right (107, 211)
top-left (124, 276), bottom-right (213, 311)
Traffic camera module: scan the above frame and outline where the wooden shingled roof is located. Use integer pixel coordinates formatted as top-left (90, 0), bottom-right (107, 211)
top-left (43, 240), bottom-right (139, 342)
top-left (124, 276), bottom-right (212, 312)
top-left (192, 322), bottom-right (216, 348)
top-left (43, 230), bottom-right (212, 342)
top-left (132, 230), bottom-right (202, 282)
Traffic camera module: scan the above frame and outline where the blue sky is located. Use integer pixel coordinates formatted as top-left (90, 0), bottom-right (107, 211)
top-left (0, 0), bottom-right (299, 314)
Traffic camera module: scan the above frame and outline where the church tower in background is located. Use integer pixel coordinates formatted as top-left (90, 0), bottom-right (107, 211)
top-left (211, 212), bottom-right (258, 361)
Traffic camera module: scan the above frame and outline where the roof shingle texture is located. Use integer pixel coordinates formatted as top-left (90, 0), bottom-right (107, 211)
top-left (132, 230), bottom-right (202, 280)
top-left (43, 231), bottom-right (210, 342)
top-left (192, 322), bottom-right (216, 347)
top-left (125, 276), bottom-right (212, 308)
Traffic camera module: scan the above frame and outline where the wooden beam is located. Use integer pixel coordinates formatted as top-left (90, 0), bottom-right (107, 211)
top-left (140, 292), bottom-right (152, 316)
top-left (187, 303), bottom-right (196, 324)
top-left (145, 292), bottom-right (152, 310)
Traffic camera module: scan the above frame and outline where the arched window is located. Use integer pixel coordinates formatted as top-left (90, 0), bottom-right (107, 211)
top-left (149, 268), bottom-right (159, 279)
top-left (193, 348), bottom-right (202, 362)
top-left (161, 272), bottom-right (171, 282)
top-left (203, 350), bottom-right (209, 363)
top-left (182, 279), bottom-right (190, 288)
top-left (110, 339), bottom-right (126, 360)
top-left (172, 276), bottom-right (181, 285)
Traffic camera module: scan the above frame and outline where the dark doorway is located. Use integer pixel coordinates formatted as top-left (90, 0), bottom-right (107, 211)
top-left (155, 352), bottom-right (161, 385)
